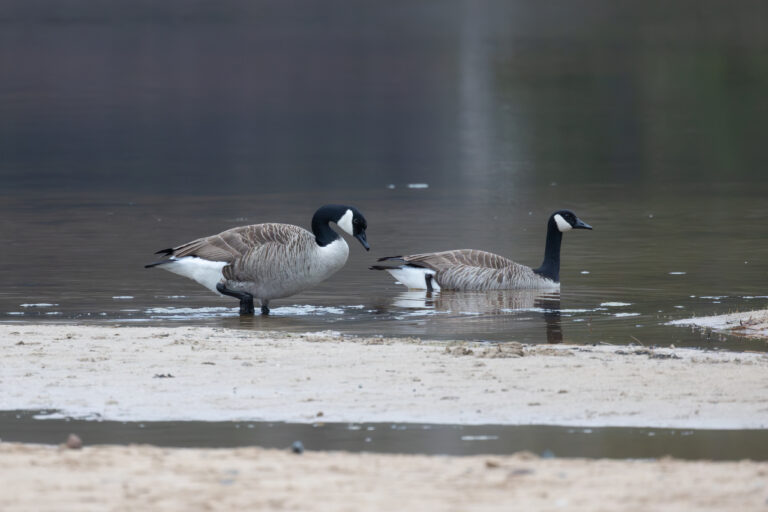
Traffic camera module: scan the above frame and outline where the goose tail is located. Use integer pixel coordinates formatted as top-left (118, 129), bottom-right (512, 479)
top-left (145, 248), bottom-right (175, 268)
top-left (369, 264), bottom-right (401, 271)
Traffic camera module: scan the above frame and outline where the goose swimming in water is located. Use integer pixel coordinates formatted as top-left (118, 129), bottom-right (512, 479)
top-left (146, 204), bottom-right (369, 315)
top-left (371, 209), bottom-right (590, 291)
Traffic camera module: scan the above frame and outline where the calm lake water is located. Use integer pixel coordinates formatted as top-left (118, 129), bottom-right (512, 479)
top-left (1, 0), bottom-right (767, 457)
top-left (2, 184), bottom-right (766, 351)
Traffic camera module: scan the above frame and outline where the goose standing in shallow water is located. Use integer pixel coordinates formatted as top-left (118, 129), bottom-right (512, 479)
top-left (146, 205), bottom-right (369, 315)
top-left (371, 210), bottom-right (590, 291)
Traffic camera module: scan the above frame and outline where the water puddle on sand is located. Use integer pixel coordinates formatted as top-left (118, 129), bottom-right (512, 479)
top-left (2, 411), bottom-right (767, 461)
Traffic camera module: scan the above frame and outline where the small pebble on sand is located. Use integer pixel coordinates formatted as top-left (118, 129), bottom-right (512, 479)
top-left (65, 434), bottom-right (82, 450)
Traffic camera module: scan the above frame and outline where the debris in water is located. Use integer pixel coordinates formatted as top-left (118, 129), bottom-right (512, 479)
top-left (291, 441), bottom-right (304, 454)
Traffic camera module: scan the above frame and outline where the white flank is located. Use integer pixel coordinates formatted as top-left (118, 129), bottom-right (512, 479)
top-left (160, 257), bottom-right (228, 294)
top-left (336, 209), bottom-right (354, 236)
top-left (386, 267), bottom-right (441, 291)
top-left (554, 213), bottom-right (572, 232)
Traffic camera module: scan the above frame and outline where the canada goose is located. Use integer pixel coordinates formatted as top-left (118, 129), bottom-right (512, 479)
top-left (146, 204), bottom-right (369, 315)
top-left (371, 209), bottom-right (590, 291)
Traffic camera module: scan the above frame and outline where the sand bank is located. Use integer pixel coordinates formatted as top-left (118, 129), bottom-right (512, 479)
top-left (669, 308), bottom-right (768, 339)
top-left (1, 443), bottom-right (767, 512)
top-left (2, 324), bottom-right (767, 428)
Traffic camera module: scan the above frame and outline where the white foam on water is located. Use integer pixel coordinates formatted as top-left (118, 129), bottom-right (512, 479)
top-left (7, 312), bottom-right (24, 315)
top-left (146, 306), bottom-right (235, 319)
top-left (504, 307), bottom-right (592, 314)
top-left (600, 302), bottom-right (632, 307)
top-left (580, 270), bottom-right (590, 274)
top-left (20, 303), bottom-right (58, 307)
top-left (613, 312), bottom-right (641, 317)
top-left (668, 271), bottom-right (686, 275)
top-left (407, 183), bottom-right (429, 189)
top-left (148, 307), bottom-right (231, 314)
top-left (272, 305), bottom-right (345, 316)
top-left (460, 435), bottom-right (499, 441)
top-left (112, 296), bottom-right (134, 300)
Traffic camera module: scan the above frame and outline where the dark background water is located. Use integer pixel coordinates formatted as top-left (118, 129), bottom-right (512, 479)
top-left (1, 0), bottom-right (767, 349)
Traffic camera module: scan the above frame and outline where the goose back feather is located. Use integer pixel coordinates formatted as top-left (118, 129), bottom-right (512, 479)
top-left (382, 249), bottom-right (554, 291)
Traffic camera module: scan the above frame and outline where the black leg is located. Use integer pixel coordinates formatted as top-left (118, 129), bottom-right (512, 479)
top-left (261, 300), bottom-right (270, 316)
top-left (425, 274), bottom-right (434, 292)
top-left (216, 283), bottom-right (255, 316)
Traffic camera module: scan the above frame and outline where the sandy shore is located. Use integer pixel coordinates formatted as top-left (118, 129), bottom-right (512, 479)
top-left (3, 323), bottom-right (768, 511)
top-left (1, 442), bottom-right (767, 512)
top-left (2, 324), bottom-right (768, 428)
top-left (669, 308), bottom-right (768, 339)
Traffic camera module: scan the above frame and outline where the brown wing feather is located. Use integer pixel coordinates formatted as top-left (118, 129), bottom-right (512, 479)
top-left (400, 249), bottom-right (545, 290)
top-left (169, 224), bottom-right (307, 264)
top-left (402, 249), bottom-right (516, 271)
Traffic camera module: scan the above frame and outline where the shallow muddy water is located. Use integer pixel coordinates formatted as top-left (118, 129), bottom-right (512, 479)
top-left (2, 1), bottom-right (767, 350)
top-left (2, 411), bottom-right (767, 461)
top-left (1, 185), bottom-right (767, 351)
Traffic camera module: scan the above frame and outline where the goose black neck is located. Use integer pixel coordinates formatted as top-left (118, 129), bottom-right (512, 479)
top-left (311, 205), bottom-right (342, 247)
top-left (533, 218), bottom-right (563, 282)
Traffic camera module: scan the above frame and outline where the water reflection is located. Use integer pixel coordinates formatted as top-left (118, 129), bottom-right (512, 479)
top-left (393, 290), bottom-right (564, 343)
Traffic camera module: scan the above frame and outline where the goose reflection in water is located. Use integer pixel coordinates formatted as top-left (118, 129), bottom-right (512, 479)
top-left (393, 289), bottom-right (563, 344)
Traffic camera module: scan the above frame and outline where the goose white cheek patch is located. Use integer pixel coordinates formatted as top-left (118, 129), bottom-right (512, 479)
top-left (554, 214), bottom-right (572, 232)
top-left (337, 209), bottom-right (354, 235)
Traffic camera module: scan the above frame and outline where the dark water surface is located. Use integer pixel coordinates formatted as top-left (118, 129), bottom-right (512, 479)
top-left (1, 1), bottom-right (767, 455)
top-left (2, 185), bottom-right (766, 350)
top-left (3, 411), bottom-right (768, 461)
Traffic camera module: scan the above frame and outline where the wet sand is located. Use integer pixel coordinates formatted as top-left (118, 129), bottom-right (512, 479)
top-left (1, 442), bottom-right (767, 512)
top-left (2, 324), bottom-right (767, 428)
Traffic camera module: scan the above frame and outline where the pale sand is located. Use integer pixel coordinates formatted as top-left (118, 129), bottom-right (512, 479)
top-left (669, 308), bottom-right (768, 339)
top-left (2, 324), bottom-right (768, 428)
top-left (1, 443), bottom-right (767, 512)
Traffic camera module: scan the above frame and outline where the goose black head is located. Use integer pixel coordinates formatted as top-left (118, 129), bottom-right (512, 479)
top-left (314, 204), bottom-right (370, 250)
top-left (551, 210), bottom-right (592, 233)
